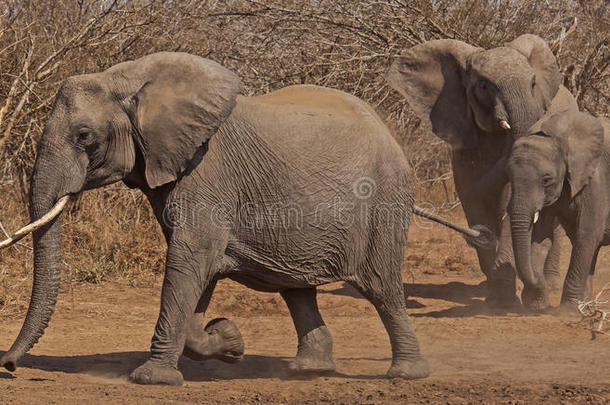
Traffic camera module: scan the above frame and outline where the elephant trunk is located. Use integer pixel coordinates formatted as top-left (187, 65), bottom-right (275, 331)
top-left (510, 212), bottom-right (540, 288)
top-left (1, 144), bottom-right (79, 372)
top-left (498, 80), bottom-right (542, 140)
top-left (510, 207), bottom-right (549, 310)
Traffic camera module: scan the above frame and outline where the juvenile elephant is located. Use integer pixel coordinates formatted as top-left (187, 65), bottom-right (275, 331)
top-left (386, 34), bottom-right (577, 307)
top-left (507, 110), bottom-right (610, 312)
top-left (0, 52), bottom-right (430, 385)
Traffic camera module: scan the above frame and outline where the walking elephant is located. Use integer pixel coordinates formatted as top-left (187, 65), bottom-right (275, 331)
top-left (507, 110), bottom-right (610, 313)
top-left (0, 52), bottom-right (431, 385)
top-left (386, 34), bottom-right (578, 308)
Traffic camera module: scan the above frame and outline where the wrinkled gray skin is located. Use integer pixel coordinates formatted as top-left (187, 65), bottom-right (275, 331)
top-left (507, 111), bottom-right (610, 313)
top-left (0, 52), bottom-right (429, 385)
top-left (386, 34), bottom-right (578, 308)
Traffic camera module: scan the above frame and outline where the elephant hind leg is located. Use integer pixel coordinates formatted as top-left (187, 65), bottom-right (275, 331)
top-left (350, 276), bottom-right (429, 380)
top-left (350, 233), bottom-right (429, 379)
top-left (281, 288), bottom-right (335, 374)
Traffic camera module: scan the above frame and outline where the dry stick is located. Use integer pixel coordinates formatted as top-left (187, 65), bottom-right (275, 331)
top-left (0, 196), bottom-right (70, 249)
top-left (576, 283), bottom-right (610, 336)
top-left (0, 4), bottom-right (121, 156)
top-left (0, 220), bottom-right (30, 251)
top-left (0, 40), bottom-right (33, 151)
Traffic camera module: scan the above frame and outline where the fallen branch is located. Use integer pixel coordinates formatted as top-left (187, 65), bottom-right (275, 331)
top-left (574, 283), bottom-right (610, 339)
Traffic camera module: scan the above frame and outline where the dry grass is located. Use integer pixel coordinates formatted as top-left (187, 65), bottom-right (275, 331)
top-left (0, 0), bottom-right (608, 316)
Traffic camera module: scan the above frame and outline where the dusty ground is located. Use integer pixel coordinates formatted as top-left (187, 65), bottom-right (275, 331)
top-left (1, 221), bottom-right (609, 404)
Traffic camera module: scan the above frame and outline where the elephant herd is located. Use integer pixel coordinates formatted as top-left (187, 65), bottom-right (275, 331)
top-left (0, 34), bottom-right (608, 386)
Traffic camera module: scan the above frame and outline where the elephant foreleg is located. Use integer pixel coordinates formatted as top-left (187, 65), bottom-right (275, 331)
top-left (560, 242), bottom-right (601, 312)
top-left (130, 234), bottom-right (225, 386)
top-left (183, 280), bottom-right (244, 363)
top-left (281, 288), bottom-right (335, 373)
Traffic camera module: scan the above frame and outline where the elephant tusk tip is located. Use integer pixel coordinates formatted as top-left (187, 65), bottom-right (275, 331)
top-left (500, 120), bottom-right (511, 130)
top-left (533, 211), bottom-right (540, 224)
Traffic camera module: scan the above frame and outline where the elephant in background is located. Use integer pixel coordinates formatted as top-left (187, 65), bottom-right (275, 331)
top-left (507, 111), bottom-right (610, 313)
top-left (0, 52), bottom-right (430, 385)
top-left (386, 34), bottom-right (578, 309)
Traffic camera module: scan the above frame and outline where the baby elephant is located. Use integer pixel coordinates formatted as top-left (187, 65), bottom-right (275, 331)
top-left (507, 110), bottom-right (610, 313)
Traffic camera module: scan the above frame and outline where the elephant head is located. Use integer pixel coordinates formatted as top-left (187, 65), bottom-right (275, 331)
top-left (0, 52), bottom-right (243, 371)
top-left (506, 110), bottom-right (604, 307)
top-left (386, 34), bottom-right (562, 149)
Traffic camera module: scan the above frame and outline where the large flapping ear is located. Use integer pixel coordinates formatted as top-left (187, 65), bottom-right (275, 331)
top-left (505, 34), bottom-right (561, 112)
top-left (126, 52), bottom-right (243, 188)
top-left (536, 110), bottom-right (604, 198)
top-left (386, 40), bottom-right (481, 149)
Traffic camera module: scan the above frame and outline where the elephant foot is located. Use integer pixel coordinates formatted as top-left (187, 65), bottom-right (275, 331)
top-left (288, 356), bottom-right (335, 374)
top-left (485, 293), bottom-right (521, 309)
top-left (386, 357), bottom-right (430, 380)
top-left (205, 318), bottom-right (244, 363)
top-left (485, 268), bottom-right (519, 309)
top-left (521, 285), bottom-right (551, 312)
top-left (550, 301), bottom-right (582, 319)
top-left (129, 360), bottom-right (183, 386)
top-left (183, 318), bottom-right (244, 363)
top-left (289, 326), bottom-right (335, 374)
top-left (485, 282), bottom-right (520, 310)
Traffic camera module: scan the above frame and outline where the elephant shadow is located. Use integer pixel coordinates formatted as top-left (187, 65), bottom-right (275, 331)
top-left (322, 281), bottom-right (522, 318)
top-left (2, 351), bottom-right (384, 382)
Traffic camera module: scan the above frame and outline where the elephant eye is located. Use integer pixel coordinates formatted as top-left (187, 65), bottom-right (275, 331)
top-left (542, 175), bottom-right (554, 187)
top-left (477, 81), bottom-right (489, 92)
top-left (474, 80), bottom-right (490, 101)
top-left (77, 128), bottom-right (93, 144)
top-left (531, 76), bottom-right (536, 90)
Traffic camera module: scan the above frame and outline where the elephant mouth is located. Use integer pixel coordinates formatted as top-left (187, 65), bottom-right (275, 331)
top-left (0, 195), bottom-right (71, 249)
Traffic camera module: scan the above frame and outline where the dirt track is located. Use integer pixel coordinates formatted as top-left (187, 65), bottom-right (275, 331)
top-left (1, 226), bottom-right (609, 404)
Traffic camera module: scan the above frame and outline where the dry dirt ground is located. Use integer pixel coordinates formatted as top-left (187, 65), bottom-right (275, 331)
top-left (1, 221), bottom-right (610, 404)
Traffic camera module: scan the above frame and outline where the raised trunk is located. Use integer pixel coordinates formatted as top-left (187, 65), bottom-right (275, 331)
top-left (0, 157), bottom-right (65, 371)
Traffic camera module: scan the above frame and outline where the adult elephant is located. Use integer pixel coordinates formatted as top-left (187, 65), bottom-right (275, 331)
top-left (0, 52), bottom-right (430, 385)
top-left (386, 34), bottom-right (577, 308)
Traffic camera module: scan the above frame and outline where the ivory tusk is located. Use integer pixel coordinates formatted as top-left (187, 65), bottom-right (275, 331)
top-left (533, 211), bottom-right (540, 224)
top-left (500, 120), bottom-right (511, 130)
top-left (0, 195), bottom-right (70, 249)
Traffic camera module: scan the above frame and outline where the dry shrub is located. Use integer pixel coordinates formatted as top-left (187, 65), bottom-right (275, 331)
top-left (0, 0), bottom-right (608, 314)
top-left (569, 283), bottom-right (610, 339)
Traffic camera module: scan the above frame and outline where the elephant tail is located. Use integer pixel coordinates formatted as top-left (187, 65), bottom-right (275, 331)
top-left (412, 205), bottom-right (497, 251)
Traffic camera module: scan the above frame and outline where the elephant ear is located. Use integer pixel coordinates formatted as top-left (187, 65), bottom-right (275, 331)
top-left (386, 40), bottom-right (482, 149)
top-left (129, 53), bottom-right (243, 188)
top-left (505, 34), bottom-right (561, 112)
top-left (537, 111), bottom-right (604, 198)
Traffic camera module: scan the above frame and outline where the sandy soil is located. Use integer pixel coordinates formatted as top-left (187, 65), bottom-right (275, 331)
top-left (1, 224), bottom-right (609, 404)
